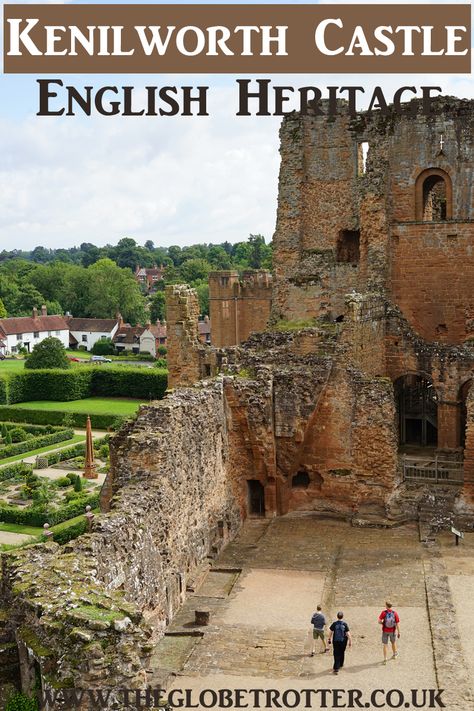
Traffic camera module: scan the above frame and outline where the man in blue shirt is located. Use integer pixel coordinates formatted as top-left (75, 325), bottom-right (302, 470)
top-left (328, 611), bottom-right (352, 674)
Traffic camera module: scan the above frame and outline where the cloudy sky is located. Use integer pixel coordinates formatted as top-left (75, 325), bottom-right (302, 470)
top-left (0, 0), bottom-right (472, 251)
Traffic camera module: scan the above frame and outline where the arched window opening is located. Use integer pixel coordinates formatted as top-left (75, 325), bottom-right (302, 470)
top-left (415, 168), bottom-right (452, 221)
top-left (395, 374), bottom-right (438, 449)
top-left (423, 175), bottom-right (447, 221)
top-left (292, 471), bottom-right (310, 488)
top-left (336, 229), bottom-right (360, 264)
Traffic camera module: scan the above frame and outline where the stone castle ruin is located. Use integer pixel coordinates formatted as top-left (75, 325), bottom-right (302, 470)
top-left (2, 96), bottom-right (474, 706)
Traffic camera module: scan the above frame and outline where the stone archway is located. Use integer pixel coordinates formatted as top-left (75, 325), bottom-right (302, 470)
top-left (395, 374), bottom-right (438, 448)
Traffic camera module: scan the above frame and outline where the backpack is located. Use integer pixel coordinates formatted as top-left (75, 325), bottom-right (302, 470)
top-left (333, 621), bottom-right (346, 642)
top-left (384, 610), bottom-right (396, 629)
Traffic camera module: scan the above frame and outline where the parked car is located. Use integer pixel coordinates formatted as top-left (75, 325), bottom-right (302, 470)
top-left (68, 356), bottom-right (81, 362)
top-left (0, 353), bottom-right (5, 360)
top-left (91, 355), bottom-right (112, 363)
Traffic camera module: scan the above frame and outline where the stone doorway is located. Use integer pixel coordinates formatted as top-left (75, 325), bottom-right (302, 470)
top-left (396, 374), bottom-right (438, 448)
top-left (247, 480), bottom-right (265, 516)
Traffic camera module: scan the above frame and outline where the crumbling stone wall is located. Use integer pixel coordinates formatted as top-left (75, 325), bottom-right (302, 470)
top-left (1, 383), bottom-right (241, 707)
top-left (166, 284), bottom-right (203, 387)
top-left (209, 269), bottom-right (272, 347)
top-left (272, 99), bottom-right (474, 344)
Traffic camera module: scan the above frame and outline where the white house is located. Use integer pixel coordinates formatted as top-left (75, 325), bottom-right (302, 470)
top-left (0, 306), bottom-right (69, 354)
top-left (67, 317), bottom-right (121, 351)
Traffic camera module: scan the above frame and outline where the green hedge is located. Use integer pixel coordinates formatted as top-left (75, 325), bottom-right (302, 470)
top-left (0, 492), bottom-right (100, 526)
top-left (1, 367), bottom-right (167, 403)
top-left (52, 516), bottom-right (88, 545)
top-left (0, 461), bottom-right (32, 482)
top-left (0, 408), bottom-right (123, 430)
top-left (0, 428), bottom-right (74, 460)
top-left (8, 369), bottom-right (92, 403)
top-left (91, 367), bottom-right (167, 399)
top-left (2, 422), bottom-right (59, 434)
top-left (0, 377), bottom-right (7, 405)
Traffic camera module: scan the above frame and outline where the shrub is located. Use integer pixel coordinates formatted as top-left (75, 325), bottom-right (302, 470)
top-left (5, 691), bottom-right (39, 711)
top-left (91, 338), bottom-right (115, 355)
top-left (24, 337), bottom-right (70, 370)
top-left (157, 345), bottom-right (167, 356)
top-left (57, 477), bottom-right (72, 487)
top-left (91, 367), bottom-right (168, 399)
top-left (9, 427), bottom-right (29, 443)
top-left (154, 358), bottom-right (167, 368)
top-left (74, 476), bottom-right (83, 492)
top-left (98, 443), bottom-right (109, 460)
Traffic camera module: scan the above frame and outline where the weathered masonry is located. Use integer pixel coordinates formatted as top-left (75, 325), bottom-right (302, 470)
top-left (2, 97), bottom-right (474, 707)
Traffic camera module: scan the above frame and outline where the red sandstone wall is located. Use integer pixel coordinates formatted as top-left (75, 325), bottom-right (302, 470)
top-left (390, 222), bottom-right (474, 343)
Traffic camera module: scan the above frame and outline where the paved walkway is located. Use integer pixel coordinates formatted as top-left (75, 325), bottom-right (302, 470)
top-left (152, 516), bottom-right (473, 711)
top-left (0, 530), bottom-right (36, 545)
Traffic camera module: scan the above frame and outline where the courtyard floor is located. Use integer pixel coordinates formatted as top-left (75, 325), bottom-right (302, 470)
top-left (153, 515), bottom-right (473, 711)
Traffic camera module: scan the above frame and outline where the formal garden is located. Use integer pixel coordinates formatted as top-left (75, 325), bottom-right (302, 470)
top-left (0, 337), bottom-right (168, 553)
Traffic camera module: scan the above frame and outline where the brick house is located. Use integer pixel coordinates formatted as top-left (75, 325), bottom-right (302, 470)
top-left (0, 306), bottom-right (69, 354)
top-left (135, 265), bottom-right (165, 293)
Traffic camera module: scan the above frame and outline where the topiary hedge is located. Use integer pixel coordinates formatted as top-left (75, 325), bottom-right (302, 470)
top-left (0, 408), bottom-right (123, 430)
top-left (0, 428), bottom-right (74, 460)
top-left (90, 367), bottom-right (168, 399)
top-left (1, 366), bottom-right (167, 403)
top-left (0, 492), bottom-right (100, 526)
top-left (8, 369), bottom-right (92, 403)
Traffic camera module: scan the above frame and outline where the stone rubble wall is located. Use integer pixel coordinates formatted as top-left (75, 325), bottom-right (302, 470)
top-left (0, 382), bottom-right (241, 707)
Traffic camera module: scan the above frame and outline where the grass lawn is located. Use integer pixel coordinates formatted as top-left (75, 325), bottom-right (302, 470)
top-left (0, 522), bottom-right (44, 536)
top-left (0, 359), bottom-right (25, 372)
top-left (0, 434), bottom-right (85, 466)
top-left (10, 397), bottom-right (144, 415)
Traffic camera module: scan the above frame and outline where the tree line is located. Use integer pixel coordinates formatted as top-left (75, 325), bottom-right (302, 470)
top-left (0, 235), bottom-right (272, 324)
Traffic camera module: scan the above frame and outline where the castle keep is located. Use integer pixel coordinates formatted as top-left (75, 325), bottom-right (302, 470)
top-left (2, 97), bottom-right (474, 707)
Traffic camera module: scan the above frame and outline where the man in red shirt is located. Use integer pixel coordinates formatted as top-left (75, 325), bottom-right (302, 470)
top-left (378, 601), bottom-right (400, 665)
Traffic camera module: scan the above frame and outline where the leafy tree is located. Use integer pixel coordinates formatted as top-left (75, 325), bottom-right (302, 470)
top-left (31, 246), bottom-right (51, 263)
top-left (149, 291), bottom-right (166, 323)
top-left (85, 259), bottom-right (146, 324)
top-left (179, 258), bottom-right (212, 283)
top-left (248, 234), bottom-right (266, 269)
top-left (0, 297), bottom-right (6, 317)
top-left (195, 282), bottom-right (209, 316)
top-left (25, 337), bottom-right (71, 370)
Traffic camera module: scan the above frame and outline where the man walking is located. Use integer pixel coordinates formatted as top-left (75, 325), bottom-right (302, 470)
top-left (378, 601), bottom-right (400, 664)
top-left (310, 605), bottom-right (329, 656)
top-left (328, 611), bottom-right (352, 674)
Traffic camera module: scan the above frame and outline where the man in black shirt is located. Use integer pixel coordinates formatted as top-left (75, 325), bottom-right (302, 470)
top-left (328, 611), bottom-right (352, 674)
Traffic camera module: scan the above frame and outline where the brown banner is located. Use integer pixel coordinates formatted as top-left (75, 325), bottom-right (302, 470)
top-left (3, 4), bottom-right (471, 74)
